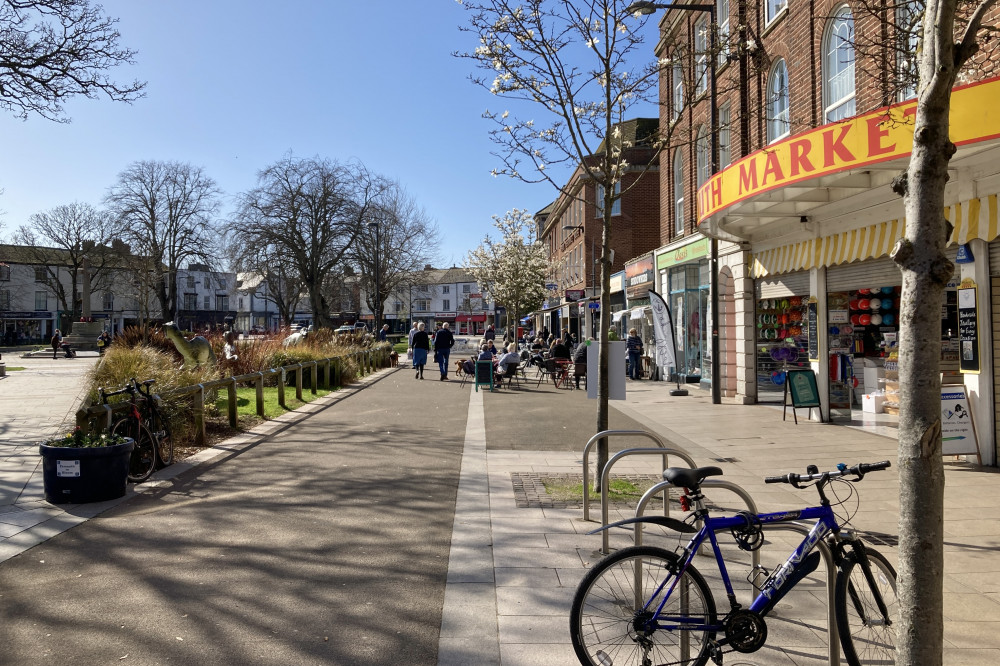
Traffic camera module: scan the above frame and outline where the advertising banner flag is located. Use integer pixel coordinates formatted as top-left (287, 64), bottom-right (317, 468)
top-left (648, 290), bottom-right (676, 373)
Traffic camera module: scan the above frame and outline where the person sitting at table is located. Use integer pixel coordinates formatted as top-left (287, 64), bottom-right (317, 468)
top-left (495, 342), bottom-right (521, 370)
top-left (477, 344), bottom-right (494, 361)
top-left (486, 339), bottom-right (498, 356)
top-left (572, 338), bottom-right (590, 389)
top-left (550, 337), bottom-right (571, 361)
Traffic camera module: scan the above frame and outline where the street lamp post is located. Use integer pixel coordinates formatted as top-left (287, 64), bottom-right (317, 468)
top-left (367, 221), bottom-right (381, 334)
top-left (628, 0), bottom-right (722, 404)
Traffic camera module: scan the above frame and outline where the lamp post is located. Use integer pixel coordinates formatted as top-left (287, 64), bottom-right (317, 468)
top-left (367, 221), bottom-right (381, 334)
top-left (627, 0), bottom-right (722, 405)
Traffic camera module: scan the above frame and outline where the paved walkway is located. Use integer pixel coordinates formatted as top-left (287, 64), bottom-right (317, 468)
top-left (0, 356), bottom-right (999, 664)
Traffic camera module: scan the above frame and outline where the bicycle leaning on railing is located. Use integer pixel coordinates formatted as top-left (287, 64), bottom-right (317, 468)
top-left (98, 378), bottom-right (173, 483)
top-left (570, 461), bottom-right (897, 666)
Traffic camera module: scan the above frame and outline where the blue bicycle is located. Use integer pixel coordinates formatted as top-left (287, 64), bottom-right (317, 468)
top-left (571, 461), bottom-right (898, 666)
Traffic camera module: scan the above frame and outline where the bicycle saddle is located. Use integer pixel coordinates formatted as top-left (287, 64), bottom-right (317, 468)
top-left (663, 466), bottom-right (724, 489)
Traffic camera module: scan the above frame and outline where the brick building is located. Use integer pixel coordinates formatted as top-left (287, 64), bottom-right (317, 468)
top-left (652, 0), bottom-right (1000, 463)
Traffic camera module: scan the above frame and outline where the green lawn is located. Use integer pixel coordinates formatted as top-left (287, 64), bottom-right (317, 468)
top-left (216, 386), bottom-right (334, 419)
top-left (3, 366), bottom-right (25, 372)
top-left (393, 340), bottom-right (408, 354)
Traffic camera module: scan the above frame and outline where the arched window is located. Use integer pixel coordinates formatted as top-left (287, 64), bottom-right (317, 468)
top-left (766, 58), bottom-right (789, 143)
top-left (673, 149), bottom-right (685, 235)
top-left (823, 5), bottom-right (855, 121)
top-left (696, 126), bottom-right (710, 187)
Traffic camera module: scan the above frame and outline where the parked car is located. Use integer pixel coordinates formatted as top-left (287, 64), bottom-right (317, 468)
top-left (335, 326), bottom-right (354, 335)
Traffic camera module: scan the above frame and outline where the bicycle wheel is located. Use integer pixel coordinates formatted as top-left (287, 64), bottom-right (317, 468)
top-left (835, 547), bottom-right (898, 666)
top-left (112, 418), bottom-right (156, 483)
top-left (571, 545), bottom-right (717, 666)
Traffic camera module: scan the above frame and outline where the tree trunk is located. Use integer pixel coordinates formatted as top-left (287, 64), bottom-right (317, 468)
top-left (595, 213), bottom-right (612, 486)
top-left (893, 0), bottom-right (958, 660)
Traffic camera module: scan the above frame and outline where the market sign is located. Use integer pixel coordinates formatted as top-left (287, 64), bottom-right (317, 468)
top-left (698, 75), bottom-right (1000, 223)
top-left (625, 253), bottom-right (655, 300)
top-left (565, 289), bottom-right (586, 301)
top-left (657, 237), bottom-right (710, 270)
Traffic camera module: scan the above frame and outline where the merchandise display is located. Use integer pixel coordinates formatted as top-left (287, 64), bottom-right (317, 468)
top-left (756, 296), bottom-right (810, 395)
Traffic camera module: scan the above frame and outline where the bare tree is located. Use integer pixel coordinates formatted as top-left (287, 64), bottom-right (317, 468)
top-left (352, 183), bottom-right (440, 328)
top-left (0, 0), bottom-right (144, 122)
top-left (885, 0), bottom-right (999, 662)
top-left (465, 208), bottom-right (548, 340)
top-left (457, 0), bottom-right (666, 476)
top-left (230, 243), bottom-right (304, 328)
top-left (105, 160), bottom-right (223, 322)
top-left (13, 202), bottom-right (115, 331)
top-left (228, 156), bottom-right (388, 330)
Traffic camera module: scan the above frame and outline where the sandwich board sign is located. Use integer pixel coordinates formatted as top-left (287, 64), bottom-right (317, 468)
top-left (940, 384), bottom-right (982, 463)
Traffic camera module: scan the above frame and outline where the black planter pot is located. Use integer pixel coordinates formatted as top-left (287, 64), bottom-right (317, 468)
top-left (38, 439), bottom-right (134, 504)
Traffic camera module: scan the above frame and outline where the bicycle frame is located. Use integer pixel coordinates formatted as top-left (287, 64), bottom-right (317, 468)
top-left (643, 504), bottom-right (841, 636)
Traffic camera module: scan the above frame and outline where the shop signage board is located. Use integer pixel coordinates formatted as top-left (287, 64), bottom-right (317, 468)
top-left (783, 369), bottom-right (823, 424)
top-left (958, 279), bottom-right (980, 373)
top-left (807, 299), bottom-right (819, 361)
top-left (940, 384), bottom-right (982, 462)
top-left (625, 253), bottom-right (655, 301)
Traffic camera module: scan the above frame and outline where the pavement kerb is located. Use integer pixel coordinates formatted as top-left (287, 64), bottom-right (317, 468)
top-left (0, 366), bottom-right (400, 564)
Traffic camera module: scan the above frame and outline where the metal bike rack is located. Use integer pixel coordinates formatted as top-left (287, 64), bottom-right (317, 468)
top-left (633, 479), bottom-right (762, 570)
top-left (582, 429), bottom-right (695, 522)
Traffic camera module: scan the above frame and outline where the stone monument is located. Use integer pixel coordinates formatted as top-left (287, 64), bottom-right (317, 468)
top-left (61, 258), bottom-right (104, 351)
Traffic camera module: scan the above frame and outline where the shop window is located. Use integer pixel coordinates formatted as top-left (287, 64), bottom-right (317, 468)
top-left (755, 293), bottom-right (810, 401)
top-left (767, 59), bottom-right (790, 142)
top-left (823, 6), bottom-right (856, 122)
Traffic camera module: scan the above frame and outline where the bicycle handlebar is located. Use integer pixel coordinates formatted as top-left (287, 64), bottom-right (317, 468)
top-left (764, 460), bottom-right (890, 485)
top-left (99, 378), bottom-right (156, 402)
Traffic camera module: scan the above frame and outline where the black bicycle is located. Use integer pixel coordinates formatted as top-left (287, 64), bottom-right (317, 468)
top-left (99, 378), bottom-right (172, 482)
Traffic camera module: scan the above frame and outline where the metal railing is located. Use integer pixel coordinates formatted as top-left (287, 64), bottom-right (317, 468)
top-left (76, 348), bottom-right (390, 445)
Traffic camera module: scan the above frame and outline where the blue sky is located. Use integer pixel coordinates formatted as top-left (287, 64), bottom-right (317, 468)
top-left (0, 0), bottom-right (659, 267)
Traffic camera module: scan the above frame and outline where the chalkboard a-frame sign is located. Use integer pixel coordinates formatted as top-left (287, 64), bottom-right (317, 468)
top-left (783, 368), bottom-right (824, 424)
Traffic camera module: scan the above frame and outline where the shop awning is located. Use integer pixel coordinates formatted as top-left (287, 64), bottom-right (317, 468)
top-left (630, 307), bottom-right (646, 320)
top-left (750, 192), bottom-right (999, 277)
top-left (455, 314), bottom-right (487, 322)
top-left (612, 310), bottom-right (626, 322)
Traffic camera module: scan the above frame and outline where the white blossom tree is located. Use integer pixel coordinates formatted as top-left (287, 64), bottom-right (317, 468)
top-left (457, 0), bottom-right (665, 475)
top-left (888, 0), bottom-right (998, 662)
top-left (465, 208), bottom-right (548, 340)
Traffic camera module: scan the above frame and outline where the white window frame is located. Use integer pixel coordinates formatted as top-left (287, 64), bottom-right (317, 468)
top-left (203, 295), bottom-right (211, 310)
top-left (34, 267), bottom-right (47, 282)
top-left (463, 284), bottom-right (471, 293)
top-left (823, 5), bottom-right (856, 122)
top-left (766, 0), bottom-right (787, 25)
top-left (696, 126), bottom-right (710, 187)
top-left (767, 58), bottom-right (790, 143)
top-left (896, 3), bottom-right (919, 101)
top-left (443, 299), bottom-right (450, 311)
top-left (34, 291), bottom-right (47, 310)
top-left (216, 295), bottom-right (229, 311)
top-left (595, 182), bottom-right (622, 217)
top-left (673, 149), bottom-right (685, 235)
top-left (184, 293), bottom-right (198, 310)
top-left (694, 16), bottom-right (709, 97)
top-left (717, 0), bottom-right (730, 66)
top-left (719, 103), bottom-right (732, 167)
top-left (0, 265), bottom-right (10, 281)
top-left (672, 60), bottom-right (684, 122)
top-left (103, 291), bottom-right (114, 311)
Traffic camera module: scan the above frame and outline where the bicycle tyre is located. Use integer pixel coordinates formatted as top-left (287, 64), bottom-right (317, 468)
top-left (112, 418), bottom-right (156, 483)
top-left (570, 545), bottom-right (717, 666)
top-left (835, 546), bottom-right (898, 666)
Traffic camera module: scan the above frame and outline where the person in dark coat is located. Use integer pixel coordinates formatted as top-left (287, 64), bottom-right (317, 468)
top-left (411, 322), bottom-right (430, 379)
top-left (51, 330), bottom-right (61, 359)
top-left (434, 322), bottom-right (456, 381)
top-left (626, 327), bottom-right (644, 380)
top-left (484, 325), bottom-right (496, 342)
top-left (573, 338), bottom-right (589, 389)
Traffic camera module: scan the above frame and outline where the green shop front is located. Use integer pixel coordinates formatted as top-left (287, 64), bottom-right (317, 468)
top-left (656, 237), bottom-right (712, 387)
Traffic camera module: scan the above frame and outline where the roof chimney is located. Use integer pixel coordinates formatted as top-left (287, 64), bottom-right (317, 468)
top-left (424, 264), bottom-right (434, 271)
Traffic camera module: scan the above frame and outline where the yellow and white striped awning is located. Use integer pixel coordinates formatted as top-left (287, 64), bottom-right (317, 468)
top-left (750, 193), bottom-right (1000, 277)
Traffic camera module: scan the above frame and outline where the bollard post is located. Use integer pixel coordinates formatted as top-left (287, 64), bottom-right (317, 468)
top-left (194, 384), bottom-right (206, 446)
top-left (227, 378), bottom-right (238, 427)
top-left (278, 368), bottom-right (286, 408)
top-left (255, 372), bottom-right (265, 417)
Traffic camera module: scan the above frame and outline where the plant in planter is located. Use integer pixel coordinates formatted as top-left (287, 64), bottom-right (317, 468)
top-left (39, 428), bottom-right (134, 504)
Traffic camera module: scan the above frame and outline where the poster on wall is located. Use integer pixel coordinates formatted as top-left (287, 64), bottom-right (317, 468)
top-left (807, 299), bottom-right (819, 361)
top-left (958, 279), bottom-right (980, 373)
top-left (940, 384), bottom-right (982, 461)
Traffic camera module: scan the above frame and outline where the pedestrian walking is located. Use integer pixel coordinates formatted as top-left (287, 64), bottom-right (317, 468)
top-left (411, 322), bottom-right (430, 380)
top-left (484, 325), bottom-right (496, 342)
top-left (407, 322), bottom-right (418, 366)
top-left (434, 322), bottom-right (455, 381)
top-left (627, 327), bottom-right (644, 380)
top-left (51, 329), bottom-right (61, 359)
